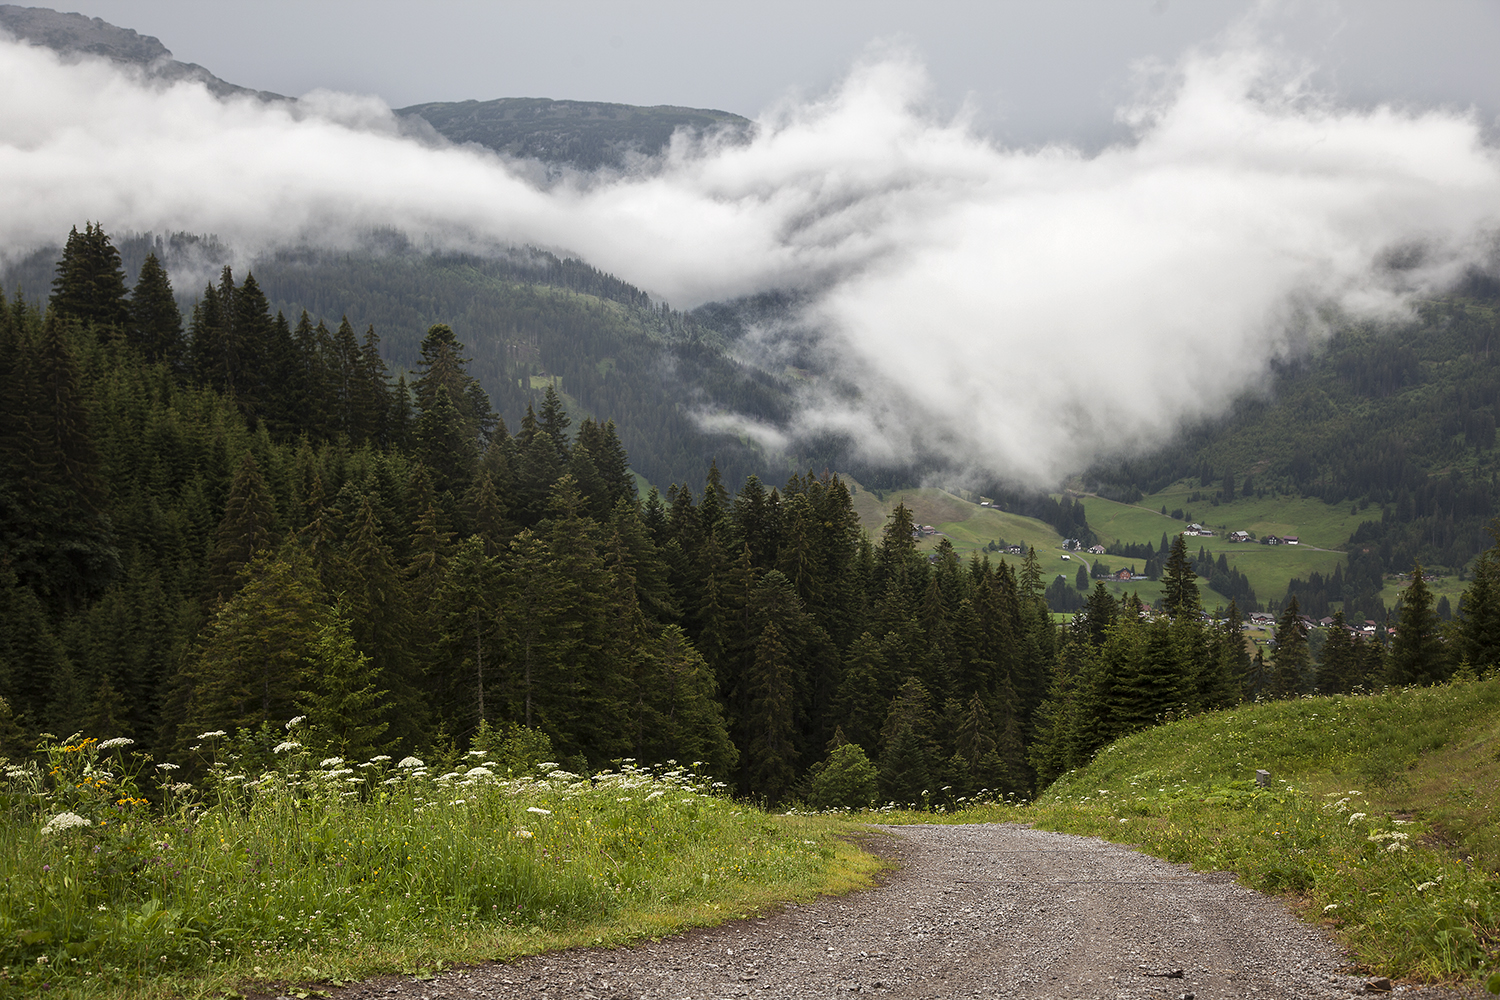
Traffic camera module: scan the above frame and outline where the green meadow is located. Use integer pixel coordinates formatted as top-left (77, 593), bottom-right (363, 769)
top-left (844, 482), bottom-right (1064, 564)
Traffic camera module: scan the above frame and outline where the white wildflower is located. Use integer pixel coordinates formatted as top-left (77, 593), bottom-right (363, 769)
top-left (272, 741), bottom-right (301, 754)
top-left (197, 730), bottom-right (227, 739)
top-left (320, 757), bottom-right (345, 768)
top-left (1347, 812), bottom-right (1367, 825)
top-left (527, 806), bottom-right (552, 815)
top-left (369, 754), bottom-right (391, 762)
top-left (451, 799), bottom-right (466, 806)
top-left (41, 811), bottom-right (92, 835)
top-left (645, 790), bottom-right (664, 801)
top-left (465, 766), bottom-right (494, 779)
top-left (1324, 903), bottom-right (1338, 912)
top-left (397, 756), bottom-right (425, 769)
top-left (1416, 881), bottom-right (1437, 892)
top-left (156, 762), bottom-right (180, 771)
top-left (285, 716), bottom-right (307, 730)
top-left (514, 829), bottom-right (533, 839)
top-left (97, 737), bottom-right (134, 749)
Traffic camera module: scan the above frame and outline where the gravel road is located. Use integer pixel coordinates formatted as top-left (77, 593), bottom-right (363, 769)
top-left (302, 823), bottom-right (1479, 1000)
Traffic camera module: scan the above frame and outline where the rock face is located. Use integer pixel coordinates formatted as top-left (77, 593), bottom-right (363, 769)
top-left (0, 4), bottom-right (285, 100)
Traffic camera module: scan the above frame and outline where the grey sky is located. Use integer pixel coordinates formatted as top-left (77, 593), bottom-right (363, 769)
top-left (39, 0), bottom-right (1500, 147)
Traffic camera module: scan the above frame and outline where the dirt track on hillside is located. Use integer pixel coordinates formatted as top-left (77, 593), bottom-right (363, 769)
top-left (271, 823), bottom-right (1480, 1000)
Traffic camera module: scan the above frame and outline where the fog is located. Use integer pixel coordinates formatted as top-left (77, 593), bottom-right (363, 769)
top-left (1, 28), bottom-right (1497, 484)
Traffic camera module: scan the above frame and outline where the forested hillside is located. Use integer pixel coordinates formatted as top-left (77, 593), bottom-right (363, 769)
top-left (4, 223), bottom-right (1360, 807)
top-left (397, 98), bottom-right (751, 171)
top-left (0, 232), bottom-right (794, 493)
top-left (1086, 294), bottom-right (1500, 602)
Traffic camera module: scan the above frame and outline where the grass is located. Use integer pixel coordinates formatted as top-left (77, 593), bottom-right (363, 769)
top-left (1082, 490), bottom-right (1352, 609)
top-left (844, 480), bottom-right (1064, 563)
top-left (0, 725), bottom-right (882, 1000)
top-left (873, 679), bottom-right (1500, 989)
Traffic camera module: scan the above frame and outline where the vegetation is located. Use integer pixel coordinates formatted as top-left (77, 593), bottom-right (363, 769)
top-left (396, 97), bottom-right (751, 171)
top-left (949, 677), bottom-right (1500, 989)
top-left (0, 724), bottom-right (874, 999)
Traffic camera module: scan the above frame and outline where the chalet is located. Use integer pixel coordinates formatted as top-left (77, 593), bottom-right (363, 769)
top-left (1283, 535), bottom-right (1299, 545)
top-left (1319, 617), bottom-right (1335, 628)
top-left (1262, 535), bottom-right (1283, 545)
top-left (1005, 545), bottom-right (1023, 555)
top-left (1115, 568), bottom-right (1133, 582)
top-left (1228, 531), bottom-right (1251, 543)
top-left (1087, 544), bottom-right (1107, 555)
top-left (1184, 523), bottom-right (1214, 537)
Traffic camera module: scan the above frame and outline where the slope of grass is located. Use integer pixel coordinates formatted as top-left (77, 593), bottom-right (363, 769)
top-left (937, 679), bottom-right (1500, 987)
top-left (1083, 490), bottom-right (1353, 609)
top-left (844, 482), bottom-right (1063, 561)
top-left (0, 732), bottom-right (878, 1000)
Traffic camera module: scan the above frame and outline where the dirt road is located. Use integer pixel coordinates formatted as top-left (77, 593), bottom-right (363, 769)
top-left (306, 824), bottom-right (1477, 1000)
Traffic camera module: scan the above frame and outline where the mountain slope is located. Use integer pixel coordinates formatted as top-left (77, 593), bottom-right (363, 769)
top-left (0, 3), bottom-right (284, 100)
top-left (397, 97), bottom-right (751, 171)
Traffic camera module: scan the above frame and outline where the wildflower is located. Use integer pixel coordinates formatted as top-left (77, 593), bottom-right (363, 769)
top-left (1347, 812), bottom-right (1367, 825)
top-left (273, 741), bottom-right (301, 754)
top-left (198, 730), bottom-right (228, 739)
top-left (527, 806), bottom-right (552, 815)
top-left (320, 757), bottom-right (345, 768)
top-left (156, 763), bottom-right (180, 771)
top-left (369, 755), bottom-right (391, 763)
top-left (1323, 903), bottom-right (1338, 912)
top-left (451, 799), bottom-right (466, 806)
top-left (465, 766), bottom-right (494, 779)
top-left (285, 716), bottom-right (307, 730)
top-left (1415, 881), bottom-right (1437, 892)
top-left (40, 811), bottom-right (92, 835)
top-left (98, 737), bottom-right (134, 749)
top-left (514, 829), bottom-right (533, 839)
top-left (397, 757), bottom-right (425, 769)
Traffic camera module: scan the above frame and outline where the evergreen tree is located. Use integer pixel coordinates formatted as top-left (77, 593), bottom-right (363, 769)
top-left (129, 252), bottom-right (184, 368)
top-left (1388, 562), bottom-right (1447, 685)
top-left (1160, 535), bottom-right (1201, 619)
top-left (49, 223), bottom-right (130, 335)
top-left (1270, 596), bottom-right (1309, 699)
top-left (207, 452), bottom-right (279, 600)
top-left (301, 602), bottom-right (391, 761)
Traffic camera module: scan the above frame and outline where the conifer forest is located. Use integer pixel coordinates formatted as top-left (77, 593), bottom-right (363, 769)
top-left (3, 224), bottom-right (1499, 809)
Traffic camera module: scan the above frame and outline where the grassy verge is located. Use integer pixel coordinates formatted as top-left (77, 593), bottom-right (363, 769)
top-left (854, 679), bottom-right (1500, 988)
top-left (0, 730), bottom-right (883, 1000)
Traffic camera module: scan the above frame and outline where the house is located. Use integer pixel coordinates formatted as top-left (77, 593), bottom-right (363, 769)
top-left (1005, 545), bottom-right (1023, 555)
top-left (1319, 617), bottom-right (1335, 628)
top-left (1228, 531), bottom-right (1251, 543)
top-left (1184, 523), bottom-right (1214, 537)
top-left (1262, 535), bottom-right (1283, 545)
top-left (1087, 544), bottom-right (1106, 555)
top-left (1115, 568), bottom-right (1133, 581)
top-left (1283, 535), bottom-right (1299, 545)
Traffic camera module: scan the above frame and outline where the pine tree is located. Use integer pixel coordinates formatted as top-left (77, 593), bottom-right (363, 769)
top-left (745, 620), bottom-right (798, 802)
top-left (207, 452), bottom-right (279, 600)
top-left (49, 223), bottom-right (130, 335)
top-left (1319, 610), bottom-right (1358, 693)
top-left (129, 252), bottom-right (184, 368)
top-left (300, 603), bottom-right (391, 761)
top-left (1160, 535), bottom-right (1201, 619)
top-left (1270, 596), bottom-right (1309, 698)
top-left (1388, 562), bottom-right (1447, 685)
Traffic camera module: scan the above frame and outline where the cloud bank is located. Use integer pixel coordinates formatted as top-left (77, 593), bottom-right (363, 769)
top-left (1, 31), bottom-right (1497, 484)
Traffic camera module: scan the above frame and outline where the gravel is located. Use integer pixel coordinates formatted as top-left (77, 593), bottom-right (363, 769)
top-left (271, 823), bottom-right (1482, 1000)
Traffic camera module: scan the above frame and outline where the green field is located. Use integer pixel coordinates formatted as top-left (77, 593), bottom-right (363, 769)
top-left (1080, 487), bottom-right (1366, 611)
top-left (843, 481), bottom-right (1063, 569)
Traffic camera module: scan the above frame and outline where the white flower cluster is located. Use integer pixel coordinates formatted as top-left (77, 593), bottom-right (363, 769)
top-left (273, 741), bottom-right (301, 754)
top-left (40, 811), bottom-right (92, 835)
top-left (97, 737), bottom-right (134, 750)
top-left (1368, 830), bottom-right (1410, 853)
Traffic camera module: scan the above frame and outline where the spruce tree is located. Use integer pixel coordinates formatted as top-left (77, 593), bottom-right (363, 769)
top-left (1388, 562), bottom-right (1447, 685)
top-left (49, 223), bottom-right (130, 335)
top-left (129, 252), bottom-right (184, 368)
top-left (1270, 596), bottom-right (1309, 698)
top-left (1161, 535), bottom-right (1201, 619)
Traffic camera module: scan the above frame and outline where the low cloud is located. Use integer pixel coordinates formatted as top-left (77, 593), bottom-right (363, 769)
top-left (1, 29), bottom-right (1496, 484)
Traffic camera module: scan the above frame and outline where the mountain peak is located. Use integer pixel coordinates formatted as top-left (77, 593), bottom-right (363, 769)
top-left (0, 4), bottom-right (284, 100)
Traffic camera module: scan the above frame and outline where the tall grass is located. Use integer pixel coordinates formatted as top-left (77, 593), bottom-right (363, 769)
top-left (0, 722), bottom-right (846, 999)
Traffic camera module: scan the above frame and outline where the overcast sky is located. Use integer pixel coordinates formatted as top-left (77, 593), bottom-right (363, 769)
top-left (38, 0), bottom-right (1500, 147)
